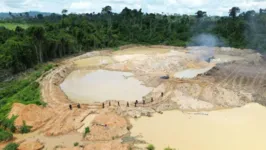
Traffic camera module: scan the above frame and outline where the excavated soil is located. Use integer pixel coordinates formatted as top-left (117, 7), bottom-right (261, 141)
top-left (4, 45), bottom-right (266, 150)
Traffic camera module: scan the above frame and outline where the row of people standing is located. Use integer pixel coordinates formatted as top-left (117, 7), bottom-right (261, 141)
top-left (69, 92), bottom-right (164, 110)
top-left (102, 92), bottom-right (164, 108)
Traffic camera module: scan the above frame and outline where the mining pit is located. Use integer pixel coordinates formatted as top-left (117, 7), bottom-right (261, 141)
top-left (2, 45), bottom-right (266, 150)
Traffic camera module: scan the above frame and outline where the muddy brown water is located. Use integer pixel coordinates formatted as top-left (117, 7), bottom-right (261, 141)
top-left (60, 69), bottom-right (152, 103)
top-left (14, 132), bottom-right (84, 149)
top-left (130, 103), bottom-right (266, 150)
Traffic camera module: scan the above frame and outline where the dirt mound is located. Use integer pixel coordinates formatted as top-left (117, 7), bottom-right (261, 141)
top-left (18, 140), bottom-right (44, 150)
top-left (8, 103), bottom-right (53, 131)
top-left (108, 50), bottom-right (199, 75)
top-left (42, 108), bottom-right (96, 136)
top-left (85, 112), bottom-right (129, 141)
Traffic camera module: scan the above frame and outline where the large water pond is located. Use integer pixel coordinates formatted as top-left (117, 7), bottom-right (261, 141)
top-left (130, 103), bottom-right (266, 150)
top-left (60, 70), bottom-right (152, 103)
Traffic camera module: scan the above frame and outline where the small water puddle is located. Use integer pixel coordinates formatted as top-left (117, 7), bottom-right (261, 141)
top-left (60, 70), bottom-right (152, 103)
top-left (14, 132), bottom-right (83, 150)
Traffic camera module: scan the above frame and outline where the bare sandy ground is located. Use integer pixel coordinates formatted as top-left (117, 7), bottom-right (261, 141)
top-left (3, 45), bottom-right (265, 150)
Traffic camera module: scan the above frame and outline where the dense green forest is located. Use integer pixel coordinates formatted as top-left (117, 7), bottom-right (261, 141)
top-left (0, 6), bottom-right (266, 76)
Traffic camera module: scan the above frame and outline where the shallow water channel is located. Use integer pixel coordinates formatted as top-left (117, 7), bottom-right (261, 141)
top-left (60, 69), bottom-right (152, 103)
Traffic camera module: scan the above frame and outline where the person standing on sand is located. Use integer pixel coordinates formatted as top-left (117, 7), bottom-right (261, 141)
top-left (77, 103), bottom-right (81, 108)
top-left (161, 92), bottom-right (164, 97)
top-left (135, 100), bottom-right (138, 107)
top-left (118, 101), bottom-right (120, 106)
top-left (102, 103), bottom-right (105, 108)
top-left (69, 104), bottom-right (72, 110)
top-left (127, 102), bottom-right (129, 107)
top-left (151, 97), bottom-right (153, 102)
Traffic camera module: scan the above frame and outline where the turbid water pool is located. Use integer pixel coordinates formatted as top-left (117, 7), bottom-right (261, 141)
top-left (130, 103), bottom-right (266, 150)
top-left (60, 70), bottom-right (152, 103)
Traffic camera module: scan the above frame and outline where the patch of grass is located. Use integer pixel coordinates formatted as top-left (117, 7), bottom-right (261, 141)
top-left (146, 144), bottom-right (155, 150)
top-left (1, 116), bottom-right (17, 132)
top-left (20, 120), bottom-right (32, 134)
top-left (0, 128), bottom-right (13, 142)
top-left (83, 127), bottom-right (90, 138)
top-left (3, 143), bottom-right (19, 150)
top-left (44, 64), bottom-right (54, 72)
top-left (112, 47), bottom-right (119, 51)
top-left (74, 142), bottom-right (79, 146)
top-left (0, 23), bottom-right (29, 30)
top-left (164, 147), bottom-right (176, 150)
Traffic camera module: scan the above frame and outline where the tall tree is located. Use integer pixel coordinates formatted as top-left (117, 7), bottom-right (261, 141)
top-left (196, 10), bottom-right (207, 19)
top-left (37, 14), bottom-right (44, 20)
top-left (101, 6), bottom-right (112, 15)
top-left (229, 7), bottom-right (240, 18)
top-left (243, 10), bottom-right (256, 20)
top-left (62, 9), bottom-right (68, 15)
top-left (8, 12), bottom-right (14, 19)
top-left (61, 9), bottom-right (68, 27)
top-left (260, 8), bottom-right (266, 14)
top-left (24, 12), bottom-right (30, 18)
top-left (27, 26), bottom-right (45, 63)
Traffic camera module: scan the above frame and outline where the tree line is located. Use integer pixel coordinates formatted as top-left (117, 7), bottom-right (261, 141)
top-left (0, 6), bottom-right (266, 75)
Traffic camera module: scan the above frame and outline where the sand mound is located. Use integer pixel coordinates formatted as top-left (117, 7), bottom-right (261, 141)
top-left (85, 112), bottom-right (129, 141)
top-left (172, 90), bottom-right (214, 110)
top-left (18, 140), bottom-right (44, 150)
top-left (8, 103), bottom-right (53, 131)
top-left (107, 50), bottom-right (199, 75)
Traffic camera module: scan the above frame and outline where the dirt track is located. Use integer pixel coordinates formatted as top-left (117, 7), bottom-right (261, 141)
top-left (4, 45), bottom-right (266, 150)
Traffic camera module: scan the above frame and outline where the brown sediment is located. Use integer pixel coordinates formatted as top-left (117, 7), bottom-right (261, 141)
top-left (5, 45), bottom-right (266, 150)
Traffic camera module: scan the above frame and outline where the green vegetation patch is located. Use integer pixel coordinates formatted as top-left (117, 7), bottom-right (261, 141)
top-left (0, 64), bottom-right (54, 138)
top-left (146, 144), bottom-right (155, 150)
top-left (3, 143), bottom-right (19, 150)
top-left (74, 142), bottom-right (79, 146)
top-left (164, 147), bottom-right (176, 150)
top-left (83, 127), bottom-right (90, 138)
top-left (20, 120), bottom-right (32, 134)
top-left (0, 128), bottom-right (13, 142)
top-left (0, 23), bottom-right (29, 30)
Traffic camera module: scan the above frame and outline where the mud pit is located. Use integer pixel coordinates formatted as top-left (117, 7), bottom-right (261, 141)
top-left (60, 70), bottom-right (152, 103)
top-left (4, 46), bottom-right (266, 150)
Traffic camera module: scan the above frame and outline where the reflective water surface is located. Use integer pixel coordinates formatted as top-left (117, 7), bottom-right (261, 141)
top-left (60, 70), bottom-right (152, 103)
